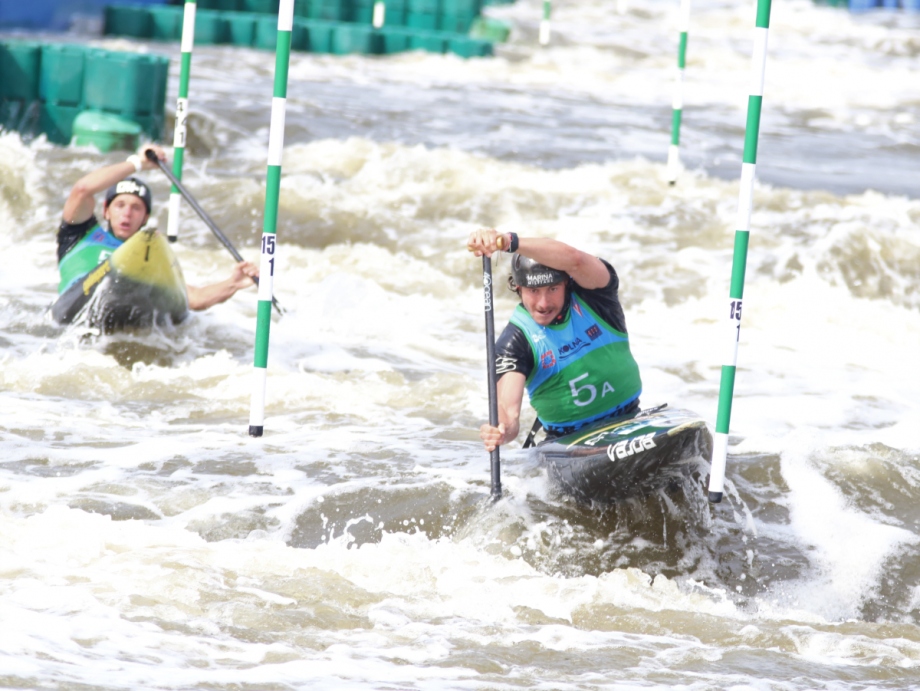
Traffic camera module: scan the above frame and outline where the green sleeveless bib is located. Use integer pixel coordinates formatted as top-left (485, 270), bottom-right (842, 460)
top-left (58, 224), bottom-right (123, 293)
top-left (510, 295), bottom-right (642, 429)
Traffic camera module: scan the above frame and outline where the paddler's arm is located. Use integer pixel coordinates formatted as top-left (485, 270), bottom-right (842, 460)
top-left (62, 144), bottom-right (167, 225)
top-left (187, 261), bottom-right (259, 311)
top-left (467, 228), bottom-right (610, 290)
top-left (479, 371), bottom-right (526, 452)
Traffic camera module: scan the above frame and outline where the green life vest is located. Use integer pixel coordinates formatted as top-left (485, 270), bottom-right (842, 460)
top-left (509, 294), bottom-right (642, 430)
top-left (58, 224), bottom-right (123, 294)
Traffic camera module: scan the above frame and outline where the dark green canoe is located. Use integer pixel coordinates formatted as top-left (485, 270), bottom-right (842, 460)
top-left (534, 405), bottom-right (713, 504)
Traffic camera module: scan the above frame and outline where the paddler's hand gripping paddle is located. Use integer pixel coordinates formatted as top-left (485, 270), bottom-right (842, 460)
top-left (145, 149), bottom-right (284, 317)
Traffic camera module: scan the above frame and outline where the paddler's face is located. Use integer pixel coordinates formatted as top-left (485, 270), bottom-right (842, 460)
top-left (520, 282), bottom-right (567, 326)
top-left (105, 194), bottom-right (149, 240)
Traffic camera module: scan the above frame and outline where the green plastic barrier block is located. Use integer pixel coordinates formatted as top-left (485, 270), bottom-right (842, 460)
top-left (73, 110), bottom-right (142, 152)
top-left (439, 13), bottom-right (473, 33)
top-left (198, 0), bottom-right (239, 8)
top-left (408, 30), bottom-right (448, 52)
top-left (332, 24), bottom-right (382, 54)
top-left (83, 51), bottom-right (168, 116)
top-left (226, 12), bottom-right (258, 46)
top-left (406, 12), bottom-right (437, 29)
top-left (378, 9), bottom-right (408, 25)
top-left (40, 103), bottom-right (82, 144)
top-left (40, 44), bottom-right (86, 107)
top-left (352, 0), bottom-right (382, 18)
top-left (448, 36), bottom-right (492, 57)
top-left (308, 0), bottom-right (352, 21)
top-left (378, 26), bottom-right (412, 53)
top-left (103, 6), bottom-right (153, 38)
top-left (408, 0), bottom-right (440, 11)
top-left (149, 6), bottom-right (184, 41)
top-left (0, 41), bottom-right (41, 102)
top-left (352, 6), bottom-right (373, 22)
top-left (194, 10), bottom-right (229, 44)
top-left (241, 0), bottom-right (280, 12)
top-left (153, 58), bottom-right (168, 121)
top-left (300, 19), bottom-right (337, 53)
top-left (132, 112), bottom-right (166, 141)
top-left (355, 0), bottom-right (409, 25)
top-left (469, 16), bottom-right (510, 42)
top-left (441, 0), bottom-right (480, 12)
top-left (253, 15), bottom-right (282, 49)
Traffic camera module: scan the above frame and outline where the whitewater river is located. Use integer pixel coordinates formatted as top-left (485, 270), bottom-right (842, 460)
top-left (2, 0), bottom-right (920, 687)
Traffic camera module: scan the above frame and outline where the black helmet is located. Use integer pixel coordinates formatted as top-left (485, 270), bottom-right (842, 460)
top-left (104, 177), bottom-right (152, 214)
top-left (510, 254), bottom-right (568, 289)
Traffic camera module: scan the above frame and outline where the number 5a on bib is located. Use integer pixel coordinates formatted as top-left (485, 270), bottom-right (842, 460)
top-left (568, 372), bottom-right (615, 407)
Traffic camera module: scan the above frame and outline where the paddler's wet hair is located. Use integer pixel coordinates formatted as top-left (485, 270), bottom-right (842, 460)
top-left (508, 254), bottom-right (570, 291)
top-left (104, 177), bottom-right (152, 215)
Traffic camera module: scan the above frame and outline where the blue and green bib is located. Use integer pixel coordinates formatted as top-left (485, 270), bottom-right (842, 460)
top-left (57, 225), bottom-right (123, 294)
top-left (509, 294), bottom-right (642, 430)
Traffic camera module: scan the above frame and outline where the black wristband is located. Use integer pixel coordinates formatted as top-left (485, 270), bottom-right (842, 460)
top-left (507, 232), bottom-right (519, 253)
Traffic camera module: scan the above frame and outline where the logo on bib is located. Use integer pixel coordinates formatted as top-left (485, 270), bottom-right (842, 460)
top-left (558, 337), bottom-right (588, 360)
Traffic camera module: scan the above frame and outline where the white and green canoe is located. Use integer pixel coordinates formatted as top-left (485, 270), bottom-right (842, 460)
top-left (51, 228), bottom-right (189, 332)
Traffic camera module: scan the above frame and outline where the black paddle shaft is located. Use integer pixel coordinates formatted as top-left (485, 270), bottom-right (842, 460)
top-left (144, 150), bottom-right (283, 316)
top-left (482, 255), bottom-right (502, 501)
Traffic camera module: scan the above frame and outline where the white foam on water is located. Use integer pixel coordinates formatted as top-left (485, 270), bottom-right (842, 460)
top-left (777, 433), bottom-right (916, 620)
top-left (0, 505), bottom-right (749, 689)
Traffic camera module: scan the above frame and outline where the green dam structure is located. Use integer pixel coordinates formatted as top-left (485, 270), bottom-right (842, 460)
top-left (101, 1), bottom-right (501, 58)
top-left (0, 40), bottom-right (168, 149)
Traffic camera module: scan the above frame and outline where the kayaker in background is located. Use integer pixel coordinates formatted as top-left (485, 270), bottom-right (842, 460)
top-left (467, 228), bottom-right (642, 451)
top-left (58, 144), bottom-right (259, 311)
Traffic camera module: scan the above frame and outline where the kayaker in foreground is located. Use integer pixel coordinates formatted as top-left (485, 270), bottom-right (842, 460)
top-left (467, 228), bottom-right (642, 452)
top-left (57, 144), bottom-right (259, 311)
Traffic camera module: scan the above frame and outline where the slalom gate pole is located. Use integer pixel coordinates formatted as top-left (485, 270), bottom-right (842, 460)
top-left (482, 255), bottom-right (502, 501)
top-left (167, 0), bottom-right (197, 243)
top-left (539, 0), bottom-right (551, 46)
top-left (708, 0), bottom-right (773, 503)
top-left (249, 0), bottom-right (294, 438)
top-left (666, 0), bottom-right (691, 185)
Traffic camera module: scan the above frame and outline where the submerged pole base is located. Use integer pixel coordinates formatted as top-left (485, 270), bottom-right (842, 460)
top-left (249, 425), bottom-right (263, 438)
top-left (708, 491), bottom-right (723, 503)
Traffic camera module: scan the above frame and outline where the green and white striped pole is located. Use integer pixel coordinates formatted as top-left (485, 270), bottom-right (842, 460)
top-left (249, 0), bottom-right (294, 438)
top-left (167, 0), bottom-right (197, 243)
top-left (709, 0), bottom-right (772, 504)
top-left (539, 0), bottom-right (551, 46)
top-left (666, 0), bottom-right (691, 185)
